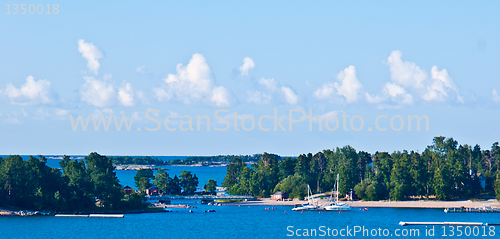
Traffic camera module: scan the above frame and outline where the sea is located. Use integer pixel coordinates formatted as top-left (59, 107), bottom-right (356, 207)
top-left (1, 156), bottom-right (500, 238)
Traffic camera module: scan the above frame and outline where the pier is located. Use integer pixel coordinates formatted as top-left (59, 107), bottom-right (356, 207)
top-left (55, 214), bottom-right (124, 218)
top-left (147, 195), bottom-right (254, 201)
top-left (399, 221), bottom-right (484, 226)
top-left (444, 207), bottom-right (500, 213)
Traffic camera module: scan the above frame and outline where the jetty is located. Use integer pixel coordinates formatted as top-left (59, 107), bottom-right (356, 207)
top-left (444, 206), bottom-right (500, 213)
top-left (55, 214), bottom-right (124, 218)
top-left (399, 221), bottom-right (483, 226)
top-left (147, 195), bottom-right (254, 201)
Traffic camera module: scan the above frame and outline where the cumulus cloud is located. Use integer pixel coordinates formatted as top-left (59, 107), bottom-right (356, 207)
top-left (493, 89), bottom-right (500, 102)
top-left (136, 66), bottom-right (146, 73)
top-left (4, 75), bottom-right (55, 105)
top-left (281, 86), bottom-right (299, 105)
top-left (259, 78), bottom-right (278, 91)
top-left (80, 76), bottom-right (116, 107)
top-left (314, 65), bottom-right (363, 103)
top-left (367, 50), bottom-right (463, 107)
top-left (366, 82), bottom-right (414, 107)
top-left (425, 66), bottom-right (464, 103)
top-left (247, 78), bottom-right (299, 105)
top-left (387, 50), bottom-right (462, 103)
top-left (118, 81), bottom-right (135, 106)
top-left (211, 86), bottom-right (231, 107)
top-left (78, 39), bottom-right (103, 75)
top-left (387, 50), bottom-right (427, 89)
top-left (154, 53), bottom-right (231, 107)
top-left (310, 111), bottom-right (338, 123)
top-left (247, 91), bottom-right (272, 105)
top-left (239, 57), bottom-right (255, 76)
top-left (384, 83), bottom-right (414, 105)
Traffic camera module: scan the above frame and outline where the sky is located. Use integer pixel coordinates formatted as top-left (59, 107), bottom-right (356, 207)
top-left (0, 1), bottom-right (499, 156)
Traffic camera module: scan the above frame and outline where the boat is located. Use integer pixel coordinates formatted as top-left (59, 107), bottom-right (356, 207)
top-left (323, 174), bottom-right (350, 211)
top-left (292, 185), bottom-right (320, 211)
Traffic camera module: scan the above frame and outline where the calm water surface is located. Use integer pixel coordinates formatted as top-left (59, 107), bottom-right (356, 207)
top-left (1, 207), bottom-right (500, 238)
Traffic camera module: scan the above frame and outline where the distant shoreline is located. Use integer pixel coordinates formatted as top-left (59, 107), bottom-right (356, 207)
top-left (230, 198), bottom-right (500, 209)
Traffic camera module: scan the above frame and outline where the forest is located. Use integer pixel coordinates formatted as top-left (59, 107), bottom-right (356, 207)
top-left (223, 136), bottom-right (500, 201)
top-left (0, 152), bottom-right (214, 212)
top-left (133, 168), bottom-right (208, 195)
top-left (0, 153), bottom-right (146, 212)
top-left (111, 154), bottom-right (260, 166)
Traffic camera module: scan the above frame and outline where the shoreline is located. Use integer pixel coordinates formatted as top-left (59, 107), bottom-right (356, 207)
top-left (229, 198), bottom-right (500, 209)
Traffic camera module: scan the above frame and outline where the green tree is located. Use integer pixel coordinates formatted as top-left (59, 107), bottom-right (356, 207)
top-left (180, 170), bottom-right (198, 194)
top-left (204, 179), bottom-right (217, 194)
top-left (85, 152), bottom-right (123, 209)
top-left (154, 168), bottom-right (170, 194)
top-left (273, 174), bottom-right (307, 199)
top-left (135, 169), bottom-right (155, 192)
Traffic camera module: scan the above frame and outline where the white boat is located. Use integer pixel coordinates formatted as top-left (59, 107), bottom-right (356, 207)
top-left (323, 174), bottom-right (350, 211)
top-left (292, 185), bottom-right (320, 211)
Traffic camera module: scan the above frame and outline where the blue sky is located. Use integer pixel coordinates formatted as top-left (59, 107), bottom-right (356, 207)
top-left (0, 1), bottom-right (499, 156)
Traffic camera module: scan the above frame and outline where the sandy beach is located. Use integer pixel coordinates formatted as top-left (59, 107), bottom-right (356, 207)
top-left (231, 198), bottom-right (500, 209)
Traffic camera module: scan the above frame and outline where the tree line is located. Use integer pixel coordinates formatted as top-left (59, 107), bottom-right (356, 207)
top-left (110, 156), bottom-right (168, 165)
top-left (223, 136), bottom-right (500, 201)
top-left (134, 168), bottom-right (218, 194)
top-left (0, 153), bottom-right (145, 212)
top-left (110, 154), bottom-right (261, 166)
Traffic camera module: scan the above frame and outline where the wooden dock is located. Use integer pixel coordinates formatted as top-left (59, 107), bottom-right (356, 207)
top-left (55, 214), bottom-right (124, 218)
top-left (399, 221), bottom-right (483, 226)
top-left (444, 207), bottom-right (500, 213)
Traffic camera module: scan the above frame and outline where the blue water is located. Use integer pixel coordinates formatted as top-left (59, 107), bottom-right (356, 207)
top-left (1, 207), bottom-right (500, 238)
top-left (116, 166), bottom-right (227, 189)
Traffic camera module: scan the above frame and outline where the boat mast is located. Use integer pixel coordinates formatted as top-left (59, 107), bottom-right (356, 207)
top-left (336, 174), bottom-right (339, 203)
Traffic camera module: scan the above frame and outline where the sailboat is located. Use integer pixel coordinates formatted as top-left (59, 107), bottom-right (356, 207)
top-left (292, 185), bottom-right (320, 211)
top-left (323, 174), bottom-right (350, 211)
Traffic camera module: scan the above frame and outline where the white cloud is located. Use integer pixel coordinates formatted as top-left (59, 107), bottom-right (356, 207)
top-left (136, 66), bottom-right (146, 73)
top-left (239, 57), bottom-right (255, 76)
top-left (154, 53), bottom-right (231, 107)
top-left (334, 66), bottom-right (363, 103)
top-left (493, 89), bottom-right (500, 102)
top-left (386, 50), bottom-right (462, 104)
top-left (385, 82), bottom-right (414, 105)
top-left (54, 108), bottom-right (69, 119)
top-left (281, 86), bottom-right (298, 105)
top-left (311, 111), bottom-right (338, 123)
top-left (211, 86), bottom-right (231, 107)
top-left (80, 76), bottom-right (116, 107)
top-left (313, 83), bottom-right (335, 100)
top-left (246, 91), bottom-right (272, 105)
top-left (425, 66), bottom-right (464, 103)
top-left (78, 39), bottom-right (103, 75)
top-left (259, 78), bottom-right (278, 91)
top-left (365, 92), bottom-right (386, 104)
top-left (118, 81), bottom-right (135, 106)
top-left (314, 65), bottom-right (363, 103)
top-left (387, 50), bottom-right (427, 89)
top-left (246, 78), bottom-right (299, 105)
top-left (4, 75), bottom-right (55, 106)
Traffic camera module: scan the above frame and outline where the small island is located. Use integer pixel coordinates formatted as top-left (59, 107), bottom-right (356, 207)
top-left (0, 153), bottom-right (218, 216)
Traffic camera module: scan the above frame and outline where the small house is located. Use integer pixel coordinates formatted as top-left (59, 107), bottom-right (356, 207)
top-left (146, 186), bottom-right (159, 196)
top-left (271, 191), bottom-right (289, 201)
top-left (123, 186), bottom-right (133, 194)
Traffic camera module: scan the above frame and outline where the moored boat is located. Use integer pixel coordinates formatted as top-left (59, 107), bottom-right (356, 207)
top-left (323, 174), bottom-right (350, 211)
top-left (292, 185), bottom-right (320, 211)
